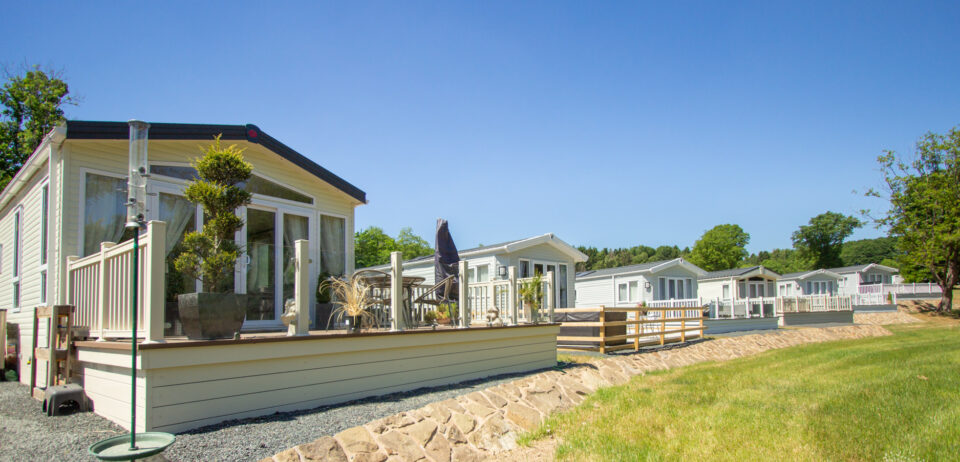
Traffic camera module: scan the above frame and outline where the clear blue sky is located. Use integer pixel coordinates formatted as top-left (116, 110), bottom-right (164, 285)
top-left (4, 1), bottom-right (959, 253)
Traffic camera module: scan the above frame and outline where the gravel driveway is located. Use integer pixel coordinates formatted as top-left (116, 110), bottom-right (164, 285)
top-left (0, 368), bottom-right (551, 462)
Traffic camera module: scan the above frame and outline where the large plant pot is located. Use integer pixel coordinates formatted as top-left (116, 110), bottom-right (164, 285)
top-left (177, 293), bottom-right (247, 340)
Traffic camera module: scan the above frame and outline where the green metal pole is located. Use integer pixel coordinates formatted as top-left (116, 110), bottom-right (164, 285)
top-left (130, 228), bottom-right (139, 450)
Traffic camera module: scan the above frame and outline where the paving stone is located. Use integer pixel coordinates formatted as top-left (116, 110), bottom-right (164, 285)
top-left (377, 431), bottom-right (427, 462)
top-left (274, 447), bottom-right (302, 462)
top-left (504, 402), bottom-right (542, 431)
top-left (450, 412), bottom-right (476, 434)
top-left (299, 437), bottom-right (348, 462)
top-left (423, 431), bottom-right (452, 462)
top-left (401, 420), bottom-right (438, 447)
top-left (335, 426), bottom-right (380, 454)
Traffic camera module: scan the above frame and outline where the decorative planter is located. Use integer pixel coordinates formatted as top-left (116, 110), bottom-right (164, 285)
top-left (346, 315), bottom-right (362, 333)
top-left (177, 293), bottom-right (247, 340)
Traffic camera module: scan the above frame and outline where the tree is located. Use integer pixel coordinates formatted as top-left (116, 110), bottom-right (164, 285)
top-left (791, 212), bottom-right (862, 270)
top-left (0, 66), bottom-right (76, 191)
top-left (743, 248), bottom-right (807, 275)
top-left (840, 237), bottom-right (900, 266)
top-left (869, 126), bottom-right (960, 312)
top-left (688, 224), bottom-right (750, 272)
top-left (354, 226), bottom-right (397, 268)
top-left (354, 226), bottom-right (434, 268)
top-left (395, 227), bottom-right (433, 260)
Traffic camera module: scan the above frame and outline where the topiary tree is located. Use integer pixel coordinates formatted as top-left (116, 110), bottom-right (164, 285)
top-left (174, 135), bottom-right (253, 293)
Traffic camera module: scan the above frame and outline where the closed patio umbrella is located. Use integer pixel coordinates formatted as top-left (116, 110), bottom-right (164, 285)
top-left (434, 218), bottom-right (459, 300)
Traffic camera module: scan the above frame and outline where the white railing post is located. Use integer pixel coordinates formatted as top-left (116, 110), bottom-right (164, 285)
top-left (96, 242), bottom-right (116, 341)
top-left (292, 239), bottom-right (311, 336)
top-left (508, 266), bottom-right (517, 325)
top-left (143, 221), bottom-right (167, 343)
top-left (545, 270), bottom-right (555, 323)
top-left (458, 261), bottom-right (470, 328)
top-left (390, 251), bottom-right (404, 331)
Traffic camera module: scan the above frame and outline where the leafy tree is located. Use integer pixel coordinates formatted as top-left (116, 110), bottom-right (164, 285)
top-left (791, 212), bottom-right (862, 269)
top-left (688, 224), bottom-right (750, 272)
top-left (743, 248), bottom-right (808, 275)
top-left (868, 126), bottom-right (960, 312)
top-left (841, 237), bottom-right (901, 266)
top-left (395, 227), bottom-right (433, 260)
top-left (0, 66), bottom-right (76, 191)
top-left (354, 226), bottom-right (434, 268)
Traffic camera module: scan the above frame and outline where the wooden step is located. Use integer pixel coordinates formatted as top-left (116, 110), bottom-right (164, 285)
top-left (34, 305), bottom-right (75, 319)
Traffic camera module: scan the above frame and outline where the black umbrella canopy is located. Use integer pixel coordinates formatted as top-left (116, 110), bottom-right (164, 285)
top-left (434, 218), bottom-right (460, 300)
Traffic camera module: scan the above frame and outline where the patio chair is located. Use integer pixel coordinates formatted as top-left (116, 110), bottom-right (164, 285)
top-left (412, 275), bottom-right (457, 323)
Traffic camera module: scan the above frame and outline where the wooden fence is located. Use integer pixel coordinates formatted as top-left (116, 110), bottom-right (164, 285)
top-left (555, 306), bottom-right (706, 354)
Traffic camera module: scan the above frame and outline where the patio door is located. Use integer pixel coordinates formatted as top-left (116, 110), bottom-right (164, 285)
top-left (241, 205), bottom-right (312, 329)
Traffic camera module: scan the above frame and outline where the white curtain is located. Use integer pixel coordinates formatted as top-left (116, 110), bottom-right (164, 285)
top-left (83, 173), bottom-right (127, 256)
top-left (282, 214), bottom-right (309, 300)
top-left (320, 215), bottom-right (345, 276)
top-left (159, 193), bottom-right (196, 257)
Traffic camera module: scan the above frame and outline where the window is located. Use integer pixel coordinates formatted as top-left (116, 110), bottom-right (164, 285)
top-left (658, 277), bottom-right (691, 299)
top-left (519, 260), bottom-right (531, 278)
top-left (320, 215), bottom-right (346, 276)
top-left (467, 268), bottom-right (476, 282)
top-left (618, 283), bottom-right (628, 301)
top-left (722, 284), bottom-right (730, 299)
top-left (40, 271), bottom-right (47, 304)
top-left (628, 281), bottom-right (639, 301)
top-left (12, 207), bottom-right (22, 309)
top-left (40, 184), bottom-right (48, 265)
top-left (83, 172), bottom-right (133, 257)
top-left (476, 264), bottom-right (489, 283)
top-left (558, 264), bottom-right (568, 307)
top-left (149, 165), bottom-right (314, 204)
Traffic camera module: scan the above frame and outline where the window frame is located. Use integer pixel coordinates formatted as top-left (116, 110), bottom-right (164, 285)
top-left (12, 206), bottom-right (23, 311)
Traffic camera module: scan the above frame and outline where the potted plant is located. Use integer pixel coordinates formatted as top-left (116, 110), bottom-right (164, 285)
top-left (321, 275), bottom-right (378, 333)
top-left (519, 273), bottom-right (544, 323)
top-left (173, 136), bottom-right (253, 339)
top-left (423, 310), bottom-right (439, 330)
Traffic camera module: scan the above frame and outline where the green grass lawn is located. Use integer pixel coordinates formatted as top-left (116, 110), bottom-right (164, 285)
top-left (528, 321), bottom-right (960, 461)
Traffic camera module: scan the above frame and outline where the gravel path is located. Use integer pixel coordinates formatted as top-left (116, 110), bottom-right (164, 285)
top-left (0, 368), bottom-right (552, 462)
top-left (0, 379), bottom-right (125, 462)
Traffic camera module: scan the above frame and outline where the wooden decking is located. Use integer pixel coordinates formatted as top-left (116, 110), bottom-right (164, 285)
top-left (555, 306), bottom-right (706, 353)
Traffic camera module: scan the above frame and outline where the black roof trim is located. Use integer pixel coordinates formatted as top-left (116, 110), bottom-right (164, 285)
top-left (65, 120), bottom-right (366, 203)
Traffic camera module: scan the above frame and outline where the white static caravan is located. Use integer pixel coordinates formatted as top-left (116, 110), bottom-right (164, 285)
top-left (698, 266), bottom-right (781, 302)
top-left (361, 233), bottom-right (587, 309)
top-left (777, 269), bottom-right (843, 296)
top-left (0, 120), bottom-right (365, 386)
top-left (829, 263), bottom-right (898, 296)
top-left (574, 258), bottom-right (707, 308)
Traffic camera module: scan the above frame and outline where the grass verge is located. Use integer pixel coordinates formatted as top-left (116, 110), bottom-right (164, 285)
top-left (526, 321), bottom-right (960, 461)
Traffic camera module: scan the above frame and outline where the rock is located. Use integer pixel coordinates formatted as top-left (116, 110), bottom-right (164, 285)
top-left (444, 423), bottom-right (467, 444)
top-left (450, 412), bottom-right (476, 434)
top-left (401, 420), bottom-right (438, 447)
top-left (420, 403), bottom-right (451, 423)
top-left (467, 414), bottom-right (516, 452)
top-left (423, 431), bottom-right (452, 462)
top-left (274, 447), bottom-right (301, 462)
top-left (461, 400), bottom-right (496, 419)
top-left (435, 399), bottom-right (466, 414)
top-left (504, 402), bottom-right (542, 431)
top-left (451, 445), bottom-right (484, 462)
top-left (336, 426), bottom-right (380, 455)
top-left (464, 391), bottom-right (494, 408)
top-left (480, 389), bottom-right (509, 408)
top-left (298, 437), bottom-right (348, 462)
top-left (377, 431), bottom-right (426, 461)
top-left (352, 453), bottom-right (388, 462)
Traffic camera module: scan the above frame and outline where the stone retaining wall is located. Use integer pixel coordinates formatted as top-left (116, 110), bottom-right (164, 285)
top-left (854, 311), bottom-right (921, 325)
top-left (262, 325), bottom-right (892, 462)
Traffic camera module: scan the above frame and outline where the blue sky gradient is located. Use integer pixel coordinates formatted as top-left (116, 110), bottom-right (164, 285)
top-left (3, 1), bottom-right (959, 252)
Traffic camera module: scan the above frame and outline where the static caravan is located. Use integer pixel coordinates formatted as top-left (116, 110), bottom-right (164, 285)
top-left (0, 120), bottom-right (365, 387)
top-left (360, 233), bottom-right (587, 310)
top-left (829, 263), bottom-right (898, 296)
top-left (777, 269), bottom-right (843, 296)
top-left (698, 266), bottom-right (781, 302)
top-left (574, 258), bottom-right (707, 308)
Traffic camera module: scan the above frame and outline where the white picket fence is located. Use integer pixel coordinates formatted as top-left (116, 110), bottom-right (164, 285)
top-left (65, 221), bottom-right (167, 341)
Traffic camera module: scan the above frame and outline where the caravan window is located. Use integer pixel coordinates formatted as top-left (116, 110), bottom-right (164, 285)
top-left (83, 172), bottom-right (133, 257)
top-left (618, 283), bottom-right (627, 302)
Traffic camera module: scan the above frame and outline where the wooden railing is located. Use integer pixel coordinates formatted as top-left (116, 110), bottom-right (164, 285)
top-left (556, 306), bottom-right (706, 354)
top-left (65, 221), bottom-right (166, 342)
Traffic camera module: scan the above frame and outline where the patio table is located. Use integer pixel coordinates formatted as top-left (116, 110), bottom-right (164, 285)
top-left (356, 275), bottom-right (426, 328)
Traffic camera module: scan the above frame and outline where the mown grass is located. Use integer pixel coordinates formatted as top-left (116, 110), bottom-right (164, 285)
top-left (527, 321), bottom-right (960, 461)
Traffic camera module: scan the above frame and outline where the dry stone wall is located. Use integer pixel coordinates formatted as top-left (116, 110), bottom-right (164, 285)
top-left (262, 324), bottom-right (892, 462)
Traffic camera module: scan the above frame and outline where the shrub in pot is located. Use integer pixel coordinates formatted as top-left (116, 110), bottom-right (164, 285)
top-left (173, 136), bottom-right (253, 339)
top-left (321, 275), bottom-right (377, 333)
top-left (519, 273), bottom-right (544, 323)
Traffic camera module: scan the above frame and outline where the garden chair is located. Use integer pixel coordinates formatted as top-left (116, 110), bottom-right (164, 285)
top-left (412, 275), bottom-right (457, 324)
